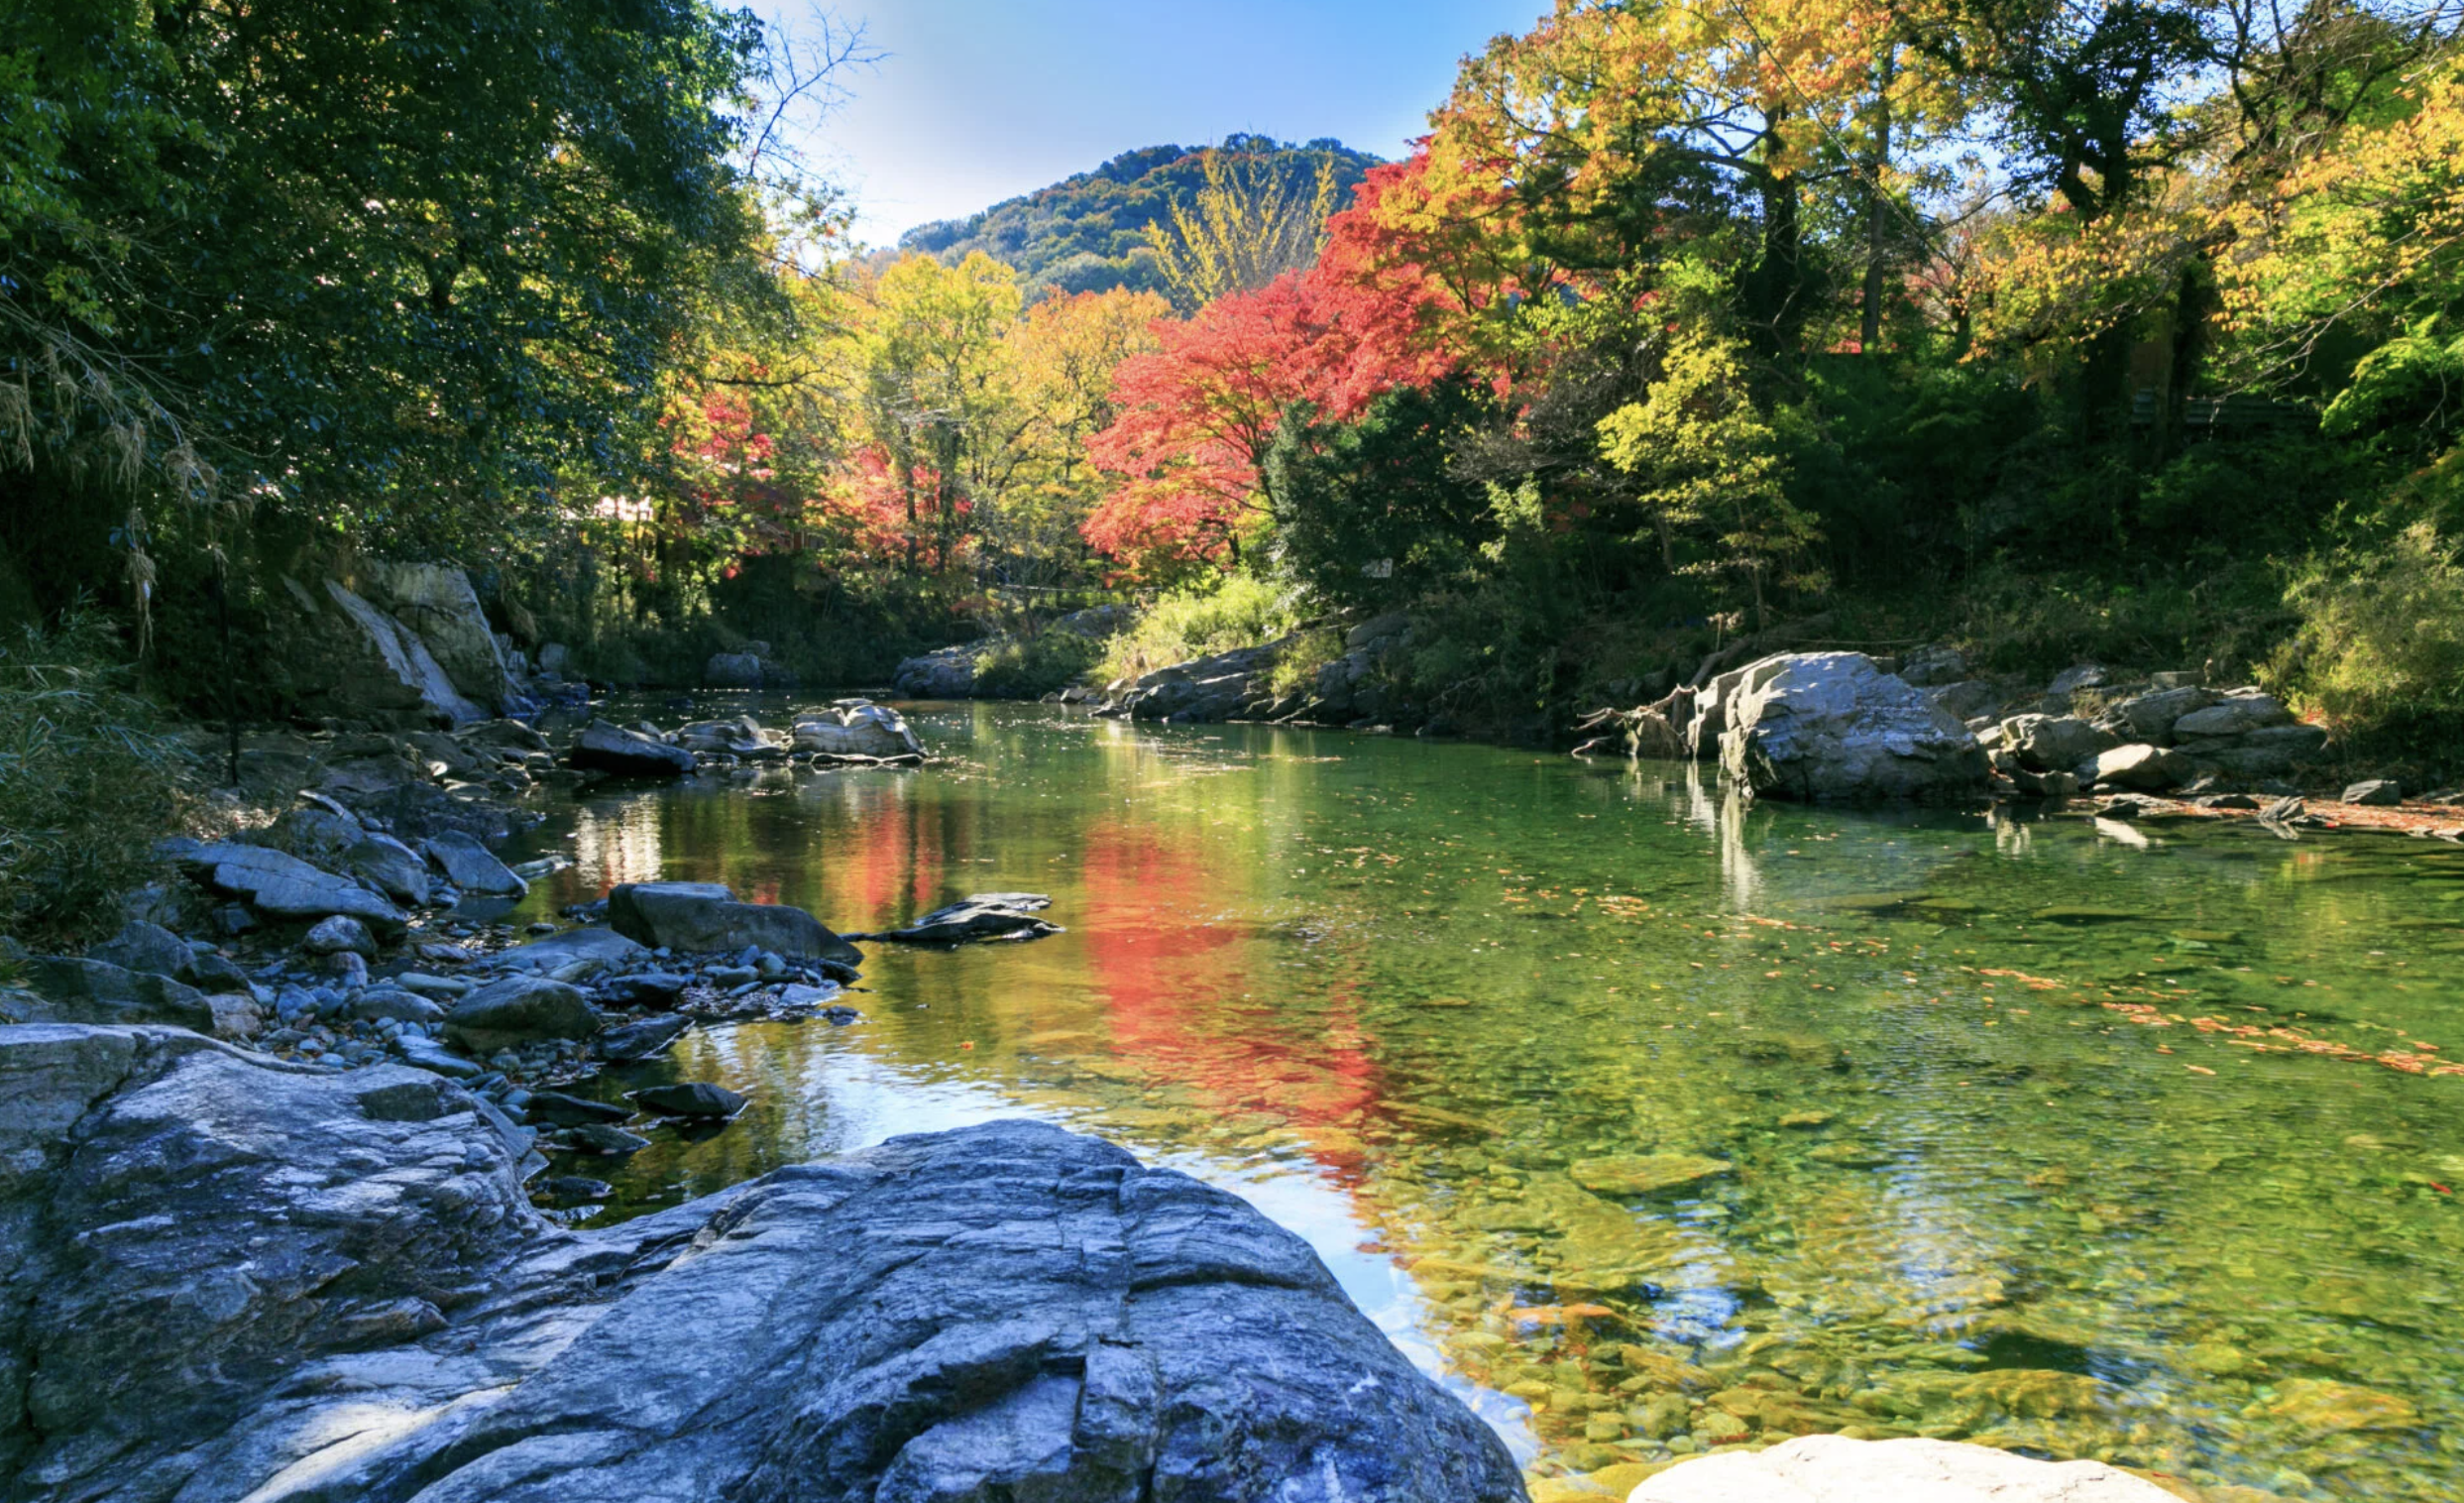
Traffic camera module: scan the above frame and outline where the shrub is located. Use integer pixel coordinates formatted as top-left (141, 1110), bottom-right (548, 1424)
top-left (0, 613), bottom-right (191, 946)
top-left (2272, 520), bottom-right (2464, 742)
top-left (971, 630), bottom-right (1109, 698)
top-left (1096, 574), bottom-right (1303, 681)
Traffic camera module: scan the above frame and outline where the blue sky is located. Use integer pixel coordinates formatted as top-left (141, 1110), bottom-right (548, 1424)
top-left (788, 0), bottom-right (1549, 247)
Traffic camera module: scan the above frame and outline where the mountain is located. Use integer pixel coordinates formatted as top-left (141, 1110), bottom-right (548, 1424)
top-left (894, 134), bottom-right (1385, 301)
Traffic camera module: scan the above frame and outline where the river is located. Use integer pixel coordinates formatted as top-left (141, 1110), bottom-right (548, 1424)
top-left (514, 700), bottom-right (2464, 1501)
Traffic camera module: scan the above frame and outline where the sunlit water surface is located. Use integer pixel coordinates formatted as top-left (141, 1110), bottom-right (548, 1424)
top-left (511, 699), bottom-right (2464, 1499)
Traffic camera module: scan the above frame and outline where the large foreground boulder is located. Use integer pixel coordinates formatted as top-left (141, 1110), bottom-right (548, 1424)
top-left (1628, 1434), bottom-right (2175, 1500)
top-left (1719, 653), bottom-right (1990, 801)
top-left (570, 719), bottom-right (697, 777)
top-left (0, 1026), bottom-right (1523, 1503)
top-left (608, 880), bottom-right (863, 966)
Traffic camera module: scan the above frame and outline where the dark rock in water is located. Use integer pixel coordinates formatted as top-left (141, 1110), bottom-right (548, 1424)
top-left (536, 1175), bottom-right (614, 1206)
top-left (2263, 795), bottom-right (2308, 825)
top-left (561, 1121), bottom-right (652, 1155)
top-left (608, 880), bottom-right (862, 966)
top-left (2344, 778), bottom-right (2404, 807)
top-left (0, 1033), bottom-right (1522, 1503)
top-left (823, 1005), bottom-right (862, 1026)
top-left (629, 1082), bottom-right (746, 1119)
top-left (423, 829), bottom-right (527, 896)
top-left (600, 971), bottom-right (690, 1008)
top-left (599, 1012), bottom-right (694, 1063)
top-left (524, 1090), bottom-right (635, 1127)
top-left (776, 981), bottom-right (842, 1009)
top-left (2195, 792), bottom-right (2262, 811)
top-left (855, 892), bottom-right (1063, 945)
top-left (444, 976), bottom-right (602, 1052)
top-left (570, 718), bottom-right (696, 777)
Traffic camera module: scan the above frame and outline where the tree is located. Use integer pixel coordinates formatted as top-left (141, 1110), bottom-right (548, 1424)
top-left (1146, 145), bottom-right (1341, 311)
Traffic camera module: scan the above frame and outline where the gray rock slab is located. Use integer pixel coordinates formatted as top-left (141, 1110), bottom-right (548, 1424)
top-left (570, 719), bottom-right (696, 777)
top-left (425, 829), bottom-right (528, 897)
top-left (607, 882), bottom-right (860, 967)
top-left (1721, 653), bottom-right (1989, 802)
top-left (489, 926), bottom-right (648, 977)
top-left (444, 976), bottom-right (602, 1052)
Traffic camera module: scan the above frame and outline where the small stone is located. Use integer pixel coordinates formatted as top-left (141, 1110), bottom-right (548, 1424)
top-left (303, 916), bottom-right (376, 958)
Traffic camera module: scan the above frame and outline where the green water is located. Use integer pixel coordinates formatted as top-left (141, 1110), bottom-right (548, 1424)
top-left (522, 701), bottom-right (2464, 1501)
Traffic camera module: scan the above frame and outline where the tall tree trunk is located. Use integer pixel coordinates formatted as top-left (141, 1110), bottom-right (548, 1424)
top-left (1860, 56), bottom-right (1897, 353)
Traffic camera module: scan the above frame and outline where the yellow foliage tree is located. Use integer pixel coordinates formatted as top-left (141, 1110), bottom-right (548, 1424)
top-left (1146, 148), bottom-right (1339, 311)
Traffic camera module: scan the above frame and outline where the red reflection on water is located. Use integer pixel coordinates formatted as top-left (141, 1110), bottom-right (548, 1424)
top-left (1077, 817), bottom-right (1386, 1181)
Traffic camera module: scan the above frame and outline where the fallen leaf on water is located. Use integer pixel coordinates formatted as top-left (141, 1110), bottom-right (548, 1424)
top-left (2185, 1065), bottom-right (2215, 1076)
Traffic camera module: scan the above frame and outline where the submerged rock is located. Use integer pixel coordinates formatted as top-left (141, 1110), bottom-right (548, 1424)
top-left (1631, 1434), bottom-right (2176, 1500)
top-left (1719, 652), bottom-right (1989, 802)
top-left (854, 892), bottom-right (1063, 945)
top-left (0, 1029), bottom-right (1521, 1503)
top-left (1568, 1153), bottom-right (1733, 1197)
top-left (607, 880), bottom-right (862, 966)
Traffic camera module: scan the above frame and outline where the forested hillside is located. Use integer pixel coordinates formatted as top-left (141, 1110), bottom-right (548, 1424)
top-left (896, 137), bottom-right (1384, 302)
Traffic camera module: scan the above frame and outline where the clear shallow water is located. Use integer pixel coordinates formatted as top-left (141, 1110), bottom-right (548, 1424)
top-left (519, 700), bottom-right (2464, 1500)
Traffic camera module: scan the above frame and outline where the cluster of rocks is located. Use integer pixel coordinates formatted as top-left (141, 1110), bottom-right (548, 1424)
top-left (0, 1030), bottom-right (1521, 1503)
top-left (704, 637), bottom-right (800, 690)
top-left (1588, 647), bottom-right (2337, 805)
top-left (573, 701), bottom-right (929, 777)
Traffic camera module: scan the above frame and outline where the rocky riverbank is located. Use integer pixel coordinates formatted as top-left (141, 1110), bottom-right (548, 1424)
top-left (0, 1029), bottom-right (1524, 1502)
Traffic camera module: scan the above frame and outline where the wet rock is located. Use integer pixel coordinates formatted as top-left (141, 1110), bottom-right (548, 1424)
top-left (2263, 795), bottom-right (2308, 825)
top-left (823, 1005), bottom-right (862, 1026)
top-left (560, 1121), bottom-right (653, 1155)
top-left (1718, 653), bottom-right (1989, 802)
top-left (344, 833), bottom-right (431, 906)
top-left (301, 914), bottom-right (376, 958)
top-left (2195, 792), bottom-right (2262, 811)
top-left (2086, 744), bottom-right (2193, 791)
top-left (599, 1012), bottom-right (693, 1062)
top-left (492, 926), bottom-right (649, 977)
top-left (892, 641), bottom-right (983, 698)
top-left (570, 719), bottom-right (696, 777)
top-left (523, 1090), bottom-right (635, 1128)
top-left (792, 700), bottom-right (927, 758)
top-left (443, 976), bottom-right (602, 1052)
top-left (628, 1082), bottom-right (746, 1119)
top-left (854, 893), bottom-right (1063, 945)
top-left (2343, 778), bottom-right (2403, 807)
top-left (607, 881), bottom-right (861, 966)
top-left (2260, 1377), bottom-right (2419, 1436)
top-left (423, 829), bottom-right (527, 896)
top-left (535, 1174), bottom-right (613, 1206)
top-left (1569, 1154), bottom-right (1733, 1196)
top-left (1631, 1434), bottom-right (2177, 1500)
top-left (705, 650), bottom-right (768, 689)
top-left (459, 718), bottom-right (551, 754)
top-left (1927, 680), bottom-right (2001, 722)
